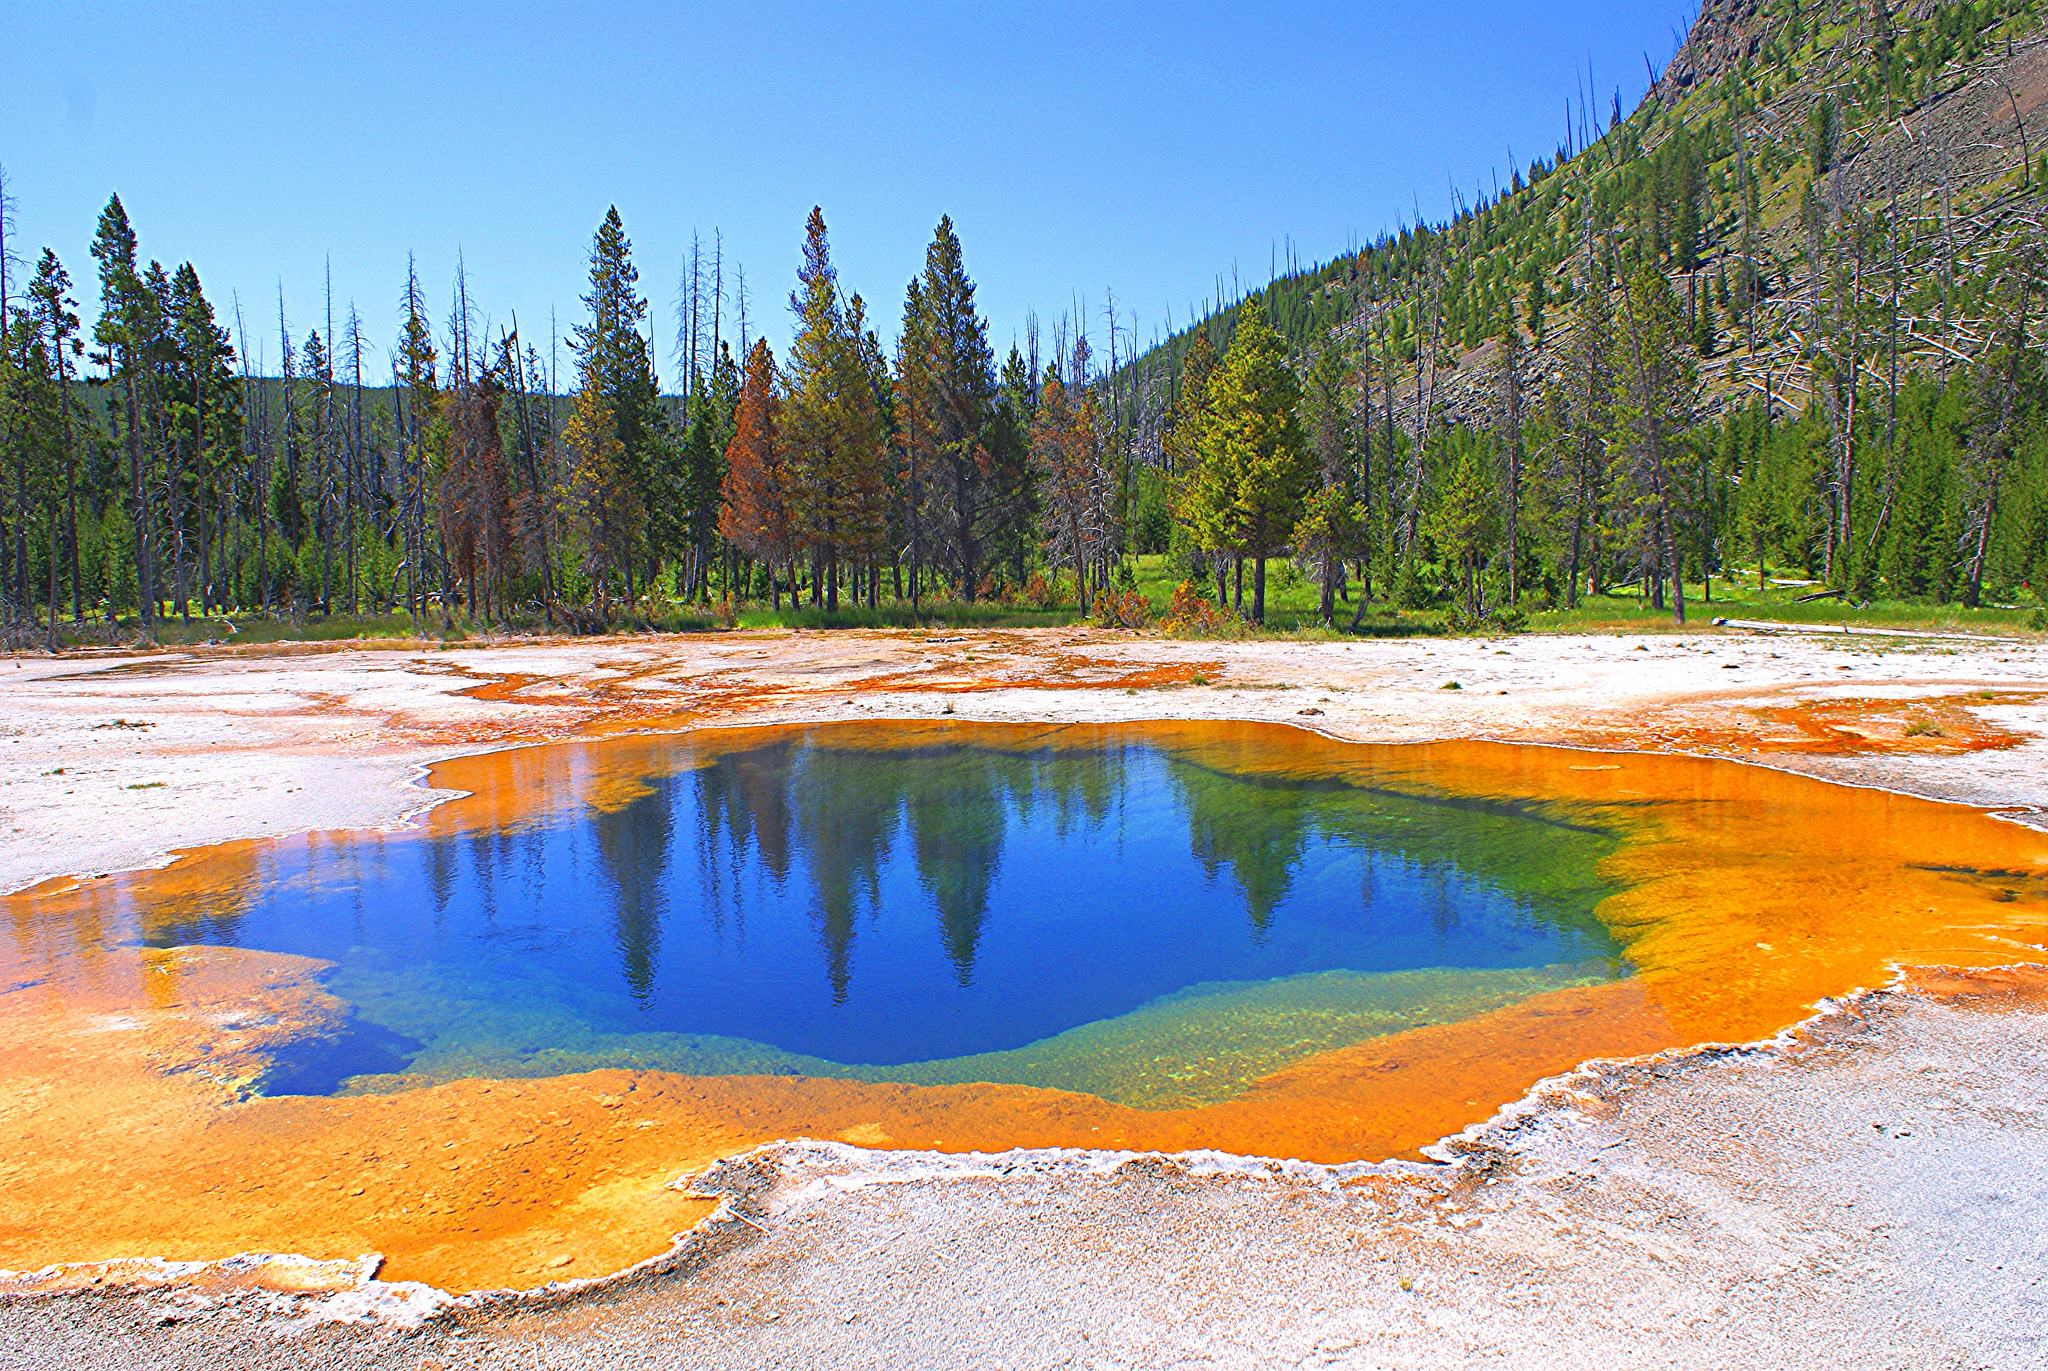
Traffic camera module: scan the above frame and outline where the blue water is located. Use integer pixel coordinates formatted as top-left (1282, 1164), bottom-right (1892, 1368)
top-left (137, 727), bottom-right (1624, 1084)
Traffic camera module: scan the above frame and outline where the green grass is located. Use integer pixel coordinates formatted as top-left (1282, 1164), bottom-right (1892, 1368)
top-left (180, 613), bottom-right (459, 646)
top-left (13, 564), bottom-right (2041, 651)
top-left (39, 610), bottom-right (469, 649)
top-left (1125, 555), bottom-right (2046, 639)
top-left (734, 601), bottom-right (1082, 631)
top-left (29, 604), bottom-right (726, 648)
top-left (1129, 553), bottom-right (1365, 633)
top-left (1526, 579), bottom-right (2045, 636)
top-left (16, 598), bottom-right (1084, 649)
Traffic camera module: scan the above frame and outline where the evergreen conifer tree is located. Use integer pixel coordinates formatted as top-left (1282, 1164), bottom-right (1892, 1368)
top-left (785, 208), bottom-right (887, 609)
top-left (1608, 267), bottom-right (1696, 623)
top-left (90, 194), bottom-right (156, 632)
top-left (901, 216), bottom-right (997, 601)
top-left (719, 338), bottom-right (794, 608)
top-left (1298, 336), bottom-right (1362, 622)
top-left (570, 208), bottom-right (658, 605)
top-left (1190, 301), bottom-right (1313, 623)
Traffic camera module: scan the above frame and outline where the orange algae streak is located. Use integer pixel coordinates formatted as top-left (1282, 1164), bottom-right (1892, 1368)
top-left (4, 720), bottom-right (2047, 1294)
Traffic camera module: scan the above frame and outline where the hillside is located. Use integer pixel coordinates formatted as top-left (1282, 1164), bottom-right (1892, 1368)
top-left (1124, 0), bottom-right (2048, 434)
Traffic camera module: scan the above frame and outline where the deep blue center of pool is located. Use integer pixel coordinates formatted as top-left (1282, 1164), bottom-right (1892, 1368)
top-left (140, 730), bottom-right (1623, 1079)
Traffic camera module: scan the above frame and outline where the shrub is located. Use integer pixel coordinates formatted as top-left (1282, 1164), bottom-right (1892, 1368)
top-left (1392, 560), bottom-right (1435, 609)
top-left (1443, 602), bottom-right (1525, 634)
top-left (1158, 579), bottom-right (1247, 638)
top-left (1092, 587), bottom-right (1152, 629)
top-left (1022, 570), bottom-right (1069, 609)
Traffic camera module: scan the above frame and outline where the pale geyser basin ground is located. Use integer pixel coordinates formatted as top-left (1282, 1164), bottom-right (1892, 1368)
top-left (1, 627), bottom-right (2046, 1367)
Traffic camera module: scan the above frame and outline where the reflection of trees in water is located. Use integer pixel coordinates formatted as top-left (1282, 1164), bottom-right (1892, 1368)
top-left (590, 771), bottom-right (676, 1006)
top-left (905, 750), bottom-right (1009, 984)
top-left (1164, 757), bottom-right (1618, 942)
top-left (1310, 789), bottom-right (1614, 941)
top-left (132, 842), bottom-right (271, 950)
top-left (519, 825), bottom-right (549, 909)
top-left (1428, 866), bottom-right (1460, 938)
top-left (672, 740), bottom-right (1134, 998)
top-left (425, 840), bottom-right (457, 919)
top-left (468, 828), bottom-right (501, 925)
top-left (1170, 764), bottom-right (1312, 933)
top-left (577, 733), bottom-right (1616, 1009)
top-left (789, 747), bottom-right (899, 1004)
top-left (793, 743), bottom-right (1134, 990)
top-left (690, 739), bottom-right (799, 948)
top-left (1027, 746), bottom-right (1126, 841)
top-left (732, 747), bottom-right (796, 884)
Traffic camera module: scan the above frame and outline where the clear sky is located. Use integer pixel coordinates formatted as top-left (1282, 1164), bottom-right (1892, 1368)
top-left (6, 1), bottom-right (1686, 381)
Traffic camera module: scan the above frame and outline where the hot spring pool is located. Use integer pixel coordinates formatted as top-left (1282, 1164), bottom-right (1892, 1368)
top-left (10, 717), bottom-right (2048, 1294)
top-left (128, 722), bottom-right (1630, 1107)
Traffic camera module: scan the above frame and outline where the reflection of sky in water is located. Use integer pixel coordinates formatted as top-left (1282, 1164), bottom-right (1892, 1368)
top-left (141, 734), bottom-right (1624, 1070)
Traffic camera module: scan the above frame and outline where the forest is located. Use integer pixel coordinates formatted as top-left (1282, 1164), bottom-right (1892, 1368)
top-left (2, 0), bottom-right (2047, 648)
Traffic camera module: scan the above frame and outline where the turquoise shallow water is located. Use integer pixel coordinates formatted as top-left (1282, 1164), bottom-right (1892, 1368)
top-left (135, 725), bottom-right (1628, 1099)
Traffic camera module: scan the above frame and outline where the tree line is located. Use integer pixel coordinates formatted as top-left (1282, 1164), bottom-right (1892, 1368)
top-left (3, 0), bottom-right (2047, 645)
top-left (0, 186), bottom-right (1159, 643)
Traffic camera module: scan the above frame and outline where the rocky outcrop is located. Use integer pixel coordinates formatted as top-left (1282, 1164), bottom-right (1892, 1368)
top-left (1661, 0), bottom-right (1771, 96)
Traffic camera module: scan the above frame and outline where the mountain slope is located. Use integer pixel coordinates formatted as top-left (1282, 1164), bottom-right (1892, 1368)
top-left (1124, 0), bottom-right (2048, 435)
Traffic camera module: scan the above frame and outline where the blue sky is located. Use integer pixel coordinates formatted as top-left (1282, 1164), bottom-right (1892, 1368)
top-left (6, 1), bottom-right (1684, 380)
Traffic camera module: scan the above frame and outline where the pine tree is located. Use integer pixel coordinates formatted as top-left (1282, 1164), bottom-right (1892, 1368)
top-left (1426, 431), bottom-right (1500, 620)
top-left (1163, 324), bottom-right (1216, 480)
top-left (1192, 301), bottom-right (1313, 623)
top-left (560, 381), bottom-right (641, 616)
top-left (1496, 312), bottom-right (1526, 605)
top-left (1608, 267), bottom-right (1696, 623)
top-left (0, 286), bottom-right (64, 638)
top-left (893, 277), bottom-right (935, 608)
top-left (1030, 360), bottom-right (1109, 614)
top-left (679, 388), bottom-right (723, 601)
top-left (298, 326), bottom-right (333, 615)
top-left (841, 292), bottom-right (893, 605)
top-left (784, 208), bottom-right (887, 609)
top-left (719, 339), bottom-right (794, 607)
top-left (168, 262), bottom-right (239, 618)
top-left (394, 258), bottom-right (438, 621)
top-left (1174, 325), bottom-right (1236, 606)
top-left (571, 207), bottom-right (657, 604)
top-left (1298, 335), bottom-right (1362, 621)
top-left (438, 356), bottom-right (515, 623)
top-left (1561, 251), bottom-right (1613, 605)
top-left (25, 249), bottom-right (86, 628)
top-left (89, 194), bottom-right (156, 633)
top-left (900, 216), bottom-right (997, 600)
top-left (986, 346), bottom-right (1039, 588)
